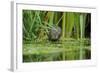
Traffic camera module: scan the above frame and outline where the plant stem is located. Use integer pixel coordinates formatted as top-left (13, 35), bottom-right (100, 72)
top-left (62, 12), bottom-right (66, 38)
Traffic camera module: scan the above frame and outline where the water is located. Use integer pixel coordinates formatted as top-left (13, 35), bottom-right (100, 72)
top-left (23, 39), bottom-right (90, 62)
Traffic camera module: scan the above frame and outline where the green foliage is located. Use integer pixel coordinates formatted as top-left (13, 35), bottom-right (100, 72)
top-left (23, 10), bottom-right (90, 41)
top-left (22, 10), bottom-right (91, 62)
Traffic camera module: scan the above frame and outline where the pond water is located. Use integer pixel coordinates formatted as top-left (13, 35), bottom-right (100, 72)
top-left (23, 39), bottom-right (91, 62)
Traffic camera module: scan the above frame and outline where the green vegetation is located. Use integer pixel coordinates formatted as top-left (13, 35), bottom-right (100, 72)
top-left (23, 10), bottom-right (91, 62)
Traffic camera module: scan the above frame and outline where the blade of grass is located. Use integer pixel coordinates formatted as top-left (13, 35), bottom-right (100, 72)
top-left (62, 12), bottom-right (66, 38)
top-left (74, 13), bottom-right (80, 39)
top-left (68, 12), bottom-right (75, 37)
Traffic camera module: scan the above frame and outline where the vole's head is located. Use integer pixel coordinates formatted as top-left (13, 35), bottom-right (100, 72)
top-left (48, 25), bottom-right (61, 41)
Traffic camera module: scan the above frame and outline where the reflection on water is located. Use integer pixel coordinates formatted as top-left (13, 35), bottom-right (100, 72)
top-left (23, 39), bottom-right (91, 62)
